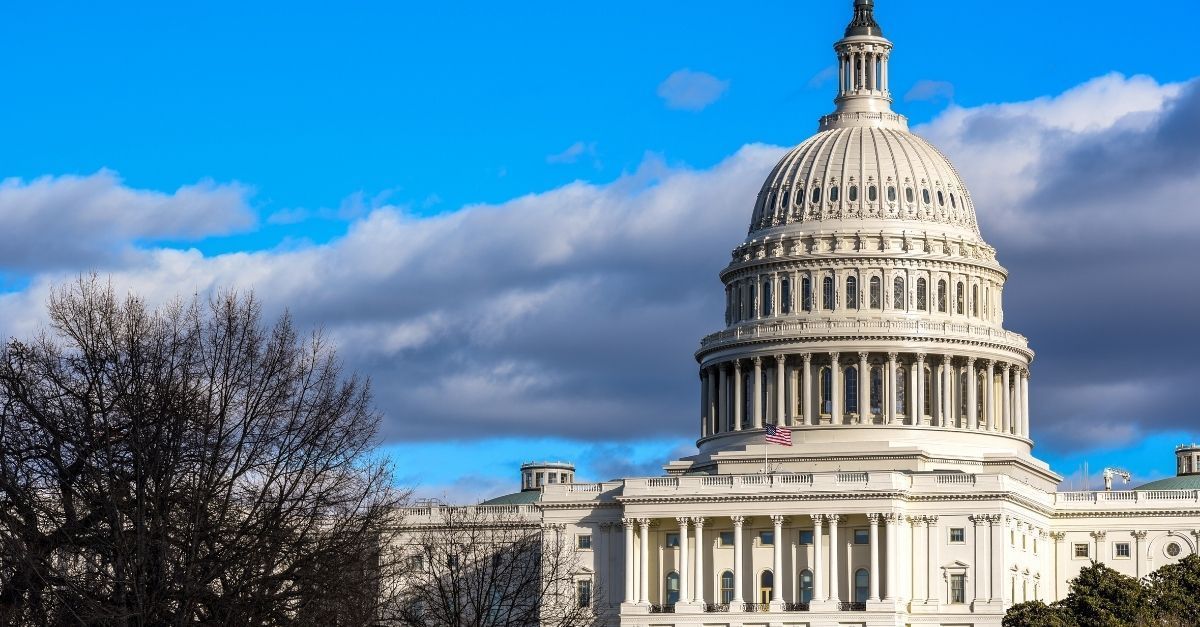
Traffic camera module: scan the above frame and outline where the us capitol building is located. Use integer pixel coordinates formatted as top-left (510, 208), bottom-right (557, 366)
top-left (401, 2), bottom-right (1200, 625)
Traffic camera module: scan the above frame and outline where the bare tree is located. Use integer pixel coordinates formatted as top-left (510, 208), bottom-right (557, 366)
top-left (0, 277), bottom-right (409, 625)
top-left (395, 505), bottom-right (597, 627)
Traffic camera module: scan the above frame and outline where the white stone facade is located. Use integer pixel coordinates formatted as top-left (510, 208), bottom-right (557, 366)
top-left (397, 2), bottom-right (1200, 625)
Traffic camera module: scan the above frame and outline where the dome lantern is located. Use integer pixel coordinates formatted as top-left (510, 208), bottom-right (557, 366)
top-left (822, 0), bottom-right (906, 131)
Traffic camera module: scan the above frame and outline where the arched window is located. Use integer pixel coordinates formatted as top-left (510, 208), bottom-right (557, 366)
top-left (781, 190), bottom-right (789, 207)
top-left (720, 571), bottom-right (735, 604)
top-left (937, 190), bottom-right (945, 206)
top-left (750, 284), bottom-right (758, 318)
top-left (972, 285), bottom-right (980, 317)
top-left (800, 570), bottom-right (815, 603)
top-left (869, 276), bottom-right (881, 309)
top-left (923, 367), bottom-right (933, 416)
top-left (666, 572), bottom-right (681, 604)
top-left (870, 366), bottom-right (883, 416)
top-left (893, 276), bottom-right (906, 310)
top-left (984, 287), bottom-right (990, 320)
top-left (762, 280), bottom-right (773, 317)
top-left (950, 193), bottom-right (957, 209)
top-left (956, 282), bottom-right (965, 315)
top-left (855, 569), bottom-right (869, 603)
top-left (896, 367), bottom-right (907, 415)
top-left (887, 186), bottom-right (896, 202)
top-left (759, 570), bottom-right (773, 604)
top-left (736, 286), bottom-right (744, 322)
top-left (916, 278), bottom-right (928, 311)
top-left (742, 373), bottom-right (752, 428)
top-left (829, 186), bottom-right (840, 202)
top-left (976, 372), bottom-right (986, 418)
top-left (848, 185), bottom-right (858, 202)
top-left (905, 187), bottom-right (914, 203)
top-left (822, 276), bottom-right (835, 311)
top-left (846, 276), bottom-right (858, 309)
top-left (821, 367), bottom-right (832, 415)
top-left (725, 287), bottom-right (732, 325)
top-left (795, 188), bottom-right (804, 206)
top-left (937, 280), bottom-right (947, 313)
top-left (845, 366), bottom-right (859, 414)
top-left (960, 371), bottom-right (969, 418)
top-left (781, 278), bottom-right (792, 314)
top-left (868, 185), bottom-right (878, 202)
top-left (802, 276), bottom-right (813, 312)
top-left (922, 189), bottom-right (931, 204)
top-left (811, 187), bottom-right (822, 203)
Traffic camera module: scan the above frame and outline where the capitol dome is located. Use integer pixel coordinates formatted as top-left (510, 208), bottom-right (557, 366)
top-left (683, 0), bottom-right (1044, 482)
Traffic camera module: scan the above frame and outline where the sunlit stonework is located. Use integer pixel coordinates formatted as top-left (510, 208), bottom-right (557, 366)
top-left (399, 2), bottom-right (1200, 625)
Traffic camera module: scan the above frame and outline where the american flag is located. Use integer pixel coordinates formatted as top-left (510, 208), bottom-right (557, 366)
top-left (765, 424), bottom-right (792, 446)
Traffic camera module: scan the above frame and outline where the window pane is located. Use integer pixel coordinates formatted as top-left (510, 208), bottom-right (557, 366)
top-left (854, 529), bottom-right (869, 544)
top-left (666, 533), bottom-right (680, 547)
top-left (830, 186), bottom-right (840, 202)
top-left (578, 535), bottom-right (592, 549)
top-left (720, 531), bottom-right (734, 546)
top-left (905, 187), bottom-right (914, 203)
top-left (870, 277), bottom-right (881, 309)
top-left (802, 278), bottom-right (813, 311)
top-left (938, 280), bottom-right (947, 313)
top-left (848, 185), bottom-right (858, 201)
top-left (887, 186), bottom-right (896, 202)
top-left (760, 530), bottom-right (774, 545)
top-left (950, 528), bottom-right (965, 543)
top-left (781, 279), bottom-right (792, 314)
top-left (823, 277), bottom-right (834, 310)
top-left (799, 530), bottom-right (814, 545)
top-left (869, 185), bottom-right (878, 201)
top-left (893, 277), bottom-right (905, 310)
top-left (846, 276), bottom-right (858, 309)
top-left (917, 278), bottom-right (927, 311)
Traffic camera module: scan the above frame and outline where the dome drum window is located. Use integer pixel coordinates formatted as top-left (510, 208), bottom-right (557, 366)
top-left (830, 186), bottom-right (840, 202)
top-left (868, 185), bottom-right (878, 202)
top-left (848, 185), bottom-right (858, 202)
top-left (921, 189), bottom-right (931, 205)
top-left (812, 187), bottom-right (822, 203)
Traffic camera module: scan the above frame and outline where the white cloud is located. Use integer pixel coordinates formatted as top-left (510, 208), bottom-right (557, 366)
top-left (546, 141), bottom-right (598, 165)
top-left (657, 69), bottom-right (729, 111)
top-left (904, 79), bottom-right (954, 103)
top-left (0, 171), bottom-right (254, 271)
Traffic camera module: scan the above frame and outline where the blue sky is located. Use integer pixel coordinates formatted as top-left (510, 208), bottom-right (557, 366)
top-left (0, 1), bottom-right (1198, 501)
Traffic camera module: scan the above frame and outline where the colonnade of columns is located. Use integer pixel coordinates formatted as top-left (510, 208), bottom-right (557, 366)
top-left (699, 352), bottom-right (1031, 439)
top-left (838, 47), bottom-right (890, 97)
top-left (621, 512), bottom-right (932, 610)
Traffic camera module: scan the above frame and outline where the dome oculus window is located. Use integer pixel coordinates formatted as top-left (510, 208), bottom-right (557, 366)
top-left (830, 186), bottom-right (840, 202)
top-left (905, 187), bottom-right (914, 203)
top-left (887, 186), bottom-right (897, 202)
top-left (781, 191), bottom-right (790, 207)
top-left (848, 185), bottom-right (858, 202)
top-left (921, 189), bottom-right (931, 205)
top-left (950, 193), bottom-right (957, 209)
top-left (795, 189), bottom-right (804, 206)
top-left (868, 185), bottom-right (878, 201)
top-left (811, 187), bottom-right (822, 203)
top-left (937, 190), bottom-right (945, 206)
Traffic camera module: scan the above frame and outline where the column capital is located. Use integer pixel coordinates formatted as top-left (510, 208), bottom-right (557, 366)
top-left (638, 518), bottom-right (651, 529)
top-left (915, 352), bottom-right (926, 363)
top-left (942, 354), bottom-right (953, 365)
top-left (770, 514), bottom-right (786, 525)
top-left (1089, 531), bottom-right (1107, 540)
top-left (965, 356), bottom-right (976, 366)
top-left (828, 351), bottom-right (840, 363)
top-left (924, 515), bottom-right (939, 525)
top-left (802, 352), bottom-right (813, 363)
top-left (675, 516), bottom-right (690, 526)
top-left (968, 514), bottom-right (988, 526)
top-left (691, 516), bottom-right (707, 527)
top-left (887, 352), bottom-right (898, 363)
top-left (1001, 362), bottom-right (1012, 373)
top-left (733, 359), bottom-right (743, 373)
top-left (752, 356), bottom-right (762, 366)
top-left (867, 513), bottom-right (881, 524)
top-left (731, 515), bottom-right (745, 527)
top-left (858, 351), bottom-right (870, 360)
top-left (884, 512), bottom-right (904, 524)
top-left (811, 513), bottom-right (826, 524)
top-left (721, 362), bottom-right (731, 372)
top-left (1050, 531), bottom-right (1066, 541)
top-left (826, 513), bottom-right (842, 524)
top-left (775, 353), bottom-right (786, 364)
top-left (984, 359), bottom-right (995, 369)
top-left (622, 518), bottom-right (635, 529)
top-left (907, 515), bottom-right (922, 528)
top-left (986, 514), bottom-right (1004, 526)
top-left (1131, 530), bottom-right (1149, 540)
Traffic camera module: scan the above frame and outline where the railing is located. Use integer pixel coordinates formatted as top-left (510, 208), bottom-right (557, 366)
top-left (648, 604), bottom-right (675, 614)
top-left (567, 483), bottom-right (602, 492)
top-left (702, 476), bottom-right (734, 486)
top-left (936, 473), bottom-right (976, 485)
top-left (646, 477), bottom-right (679, 488)
top-left (784, 601), bottom-right (811, 612)
top-left (838, 601), bottom-right (867, 611)
top-left (699, 317), bottom-right (1029, 352)
top-left (704, 603), bottom-right (730, 613)
top-left (743, 602), bottom-right (770, 613)
top-left (1054, 489), bottom-right (1200, 505)
top-left (837, 472), bottom-right (869, 483)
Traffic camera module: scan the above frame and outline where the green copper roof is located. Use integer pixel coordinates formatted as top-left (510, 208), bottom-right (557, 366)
top-left (1135, 475), bottom-right (1200, 491)
top-left (479, 490), bottom-right (541, 505)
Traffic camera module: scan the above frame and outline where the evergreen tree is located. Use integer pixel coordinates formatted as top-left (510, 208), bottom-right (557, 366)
top-left (1146, 554), bottom-right (1200, 625)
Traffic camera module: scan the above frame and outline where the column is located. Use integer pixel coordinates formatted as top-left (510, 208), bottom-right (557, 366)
top-left (1021, 369), bottom-right (1031, 437)
top-left (984, 360), bottom-right (995, 431)
top-left (639, 519), bottom-right (650, 604)
top-left (752, 357), bottom-right (764, 428)
top-left (970, 516), bottom-right (987, 605)
top-left (707, 367), bottom-right (718, 434)
top-left (771, 516), bottom-right (785, 604)
top-left (718, 365), bottom-right (729, 433)
top-left (868, 514), bottom-right (881, 601)
top-left (732, 516), bottom-right (745, 605)
top-left (802, 354), bottom-right (814, 425)
top-left (1013, 371), bottom-right (1024, 436)
top-left (830, 353), bottom-right (843, 424)
top-left (838, 53), bottom-right (846, 94)
top-left (813, 515), bottom-right (826, 602)
top-left (676, 518), bottom-right (690, 605)
top-left (828, 514), bottom-right (841, 602)
top-left (965, 357), bottom-right (978, 429)
top-left (942, 355), bottom-right (953, 427)
top-left (858, 352), bottom-right (870, 424)
top-left (887, 353), bottom-right (898, 424)
top-left (882, 55), bottom-right (889, 92)
top-left (733, 360), bottom-right (744, 431)
top-left (911, 517), bottom-right (927, 602)
top-left (775, 354), bottom-right (787, 425)
top-left (700, 369), bottom-right (709, 437)
top-left (1001, 364), bottom-right (1012, 434)
top-left (926, 517), bottom-right (940, 604)
top-left (989, 516), bottom-right (1003, 603)
top-left (914, 353), bottom-right (926, 426)
top-left (624, 518), bottom-right (635, 603)
top-left (788, 362), bottom-right (799, 426)
top-left (884, 514), bottom-right (899, 601)
top-left (692, 518), bottom-right (706, 604)
top-left (1132, 531), bottom-right (1147, 579)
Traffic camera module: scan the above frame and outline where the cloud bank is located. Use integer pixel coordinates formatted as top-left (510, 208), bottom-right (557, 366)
top-left (0, 73), bottom-right (1195, 456)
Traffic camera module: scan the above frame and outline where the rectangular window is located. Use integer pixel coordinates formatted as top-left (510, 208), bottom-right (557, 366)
top-left (666, 532), bottom-right (680, 548)
top-left (949, 528), bottom-right (965, 543)
top-left (799, 530), bottom-right (814, 545)
top-left (1115, 542), bottom-right (1131, 559)
top-left (853, 529), bottom-right (869, 545)
top-left (1074, 543), bottom-right (1090, 559)
top-left (759, 530), bottom-right (774, 546)
top-left (577, 580), bottom-right (592, 608)
top-left (719, 531), bottom-right (735, 547)
top-left (950, 574), bottom-right (965, 604)
top-left (576, 534), bottom-right (592, 550)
